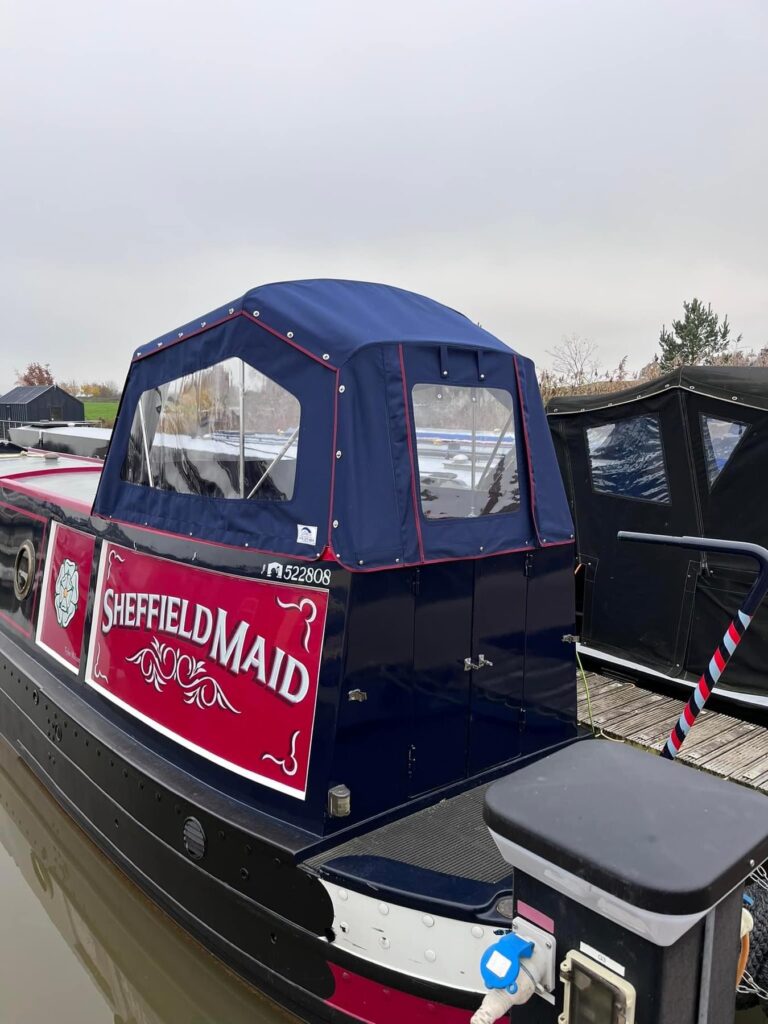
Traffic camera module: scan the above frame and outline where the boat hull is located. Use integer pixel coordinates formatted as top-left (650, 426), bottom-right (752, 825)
top-left (0, 627), bottom-right (491, 1024)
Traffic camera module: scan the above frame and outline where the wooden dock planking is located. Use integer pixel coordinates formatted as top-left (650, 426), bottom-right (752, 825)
top-left (577, 672), bottom-right (768, 794)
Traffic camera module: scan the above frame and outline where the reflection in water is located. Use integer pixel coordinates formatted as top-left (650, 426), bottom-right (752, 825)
top-left (0, 741), bottom-right (297, 1024)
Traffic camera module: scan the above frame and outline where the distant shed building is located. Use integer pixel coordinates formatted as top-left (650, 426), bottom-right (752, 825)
top-left (0, 384), bottom-right (85, 439)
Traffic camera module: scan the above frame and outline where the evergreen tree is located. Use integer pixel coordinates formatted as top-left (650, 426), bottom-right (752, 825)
top-left (658, 298), bottom-right (741, 371)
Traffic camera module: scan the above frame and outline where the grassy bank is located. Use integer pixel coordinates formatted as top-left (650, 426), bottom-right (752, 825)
top-left (83, 400), bottom-right (119, 427)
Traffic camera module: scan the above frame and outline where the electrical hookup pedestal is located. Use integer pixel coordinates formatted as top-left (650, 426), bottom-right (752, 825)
top-left (477, 739), bottom-right (768, 1023)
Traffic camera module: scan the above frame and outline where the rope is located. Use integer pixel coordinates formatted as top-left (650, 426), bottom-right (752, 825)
top-left (575, 649), bottom-right (596, 734)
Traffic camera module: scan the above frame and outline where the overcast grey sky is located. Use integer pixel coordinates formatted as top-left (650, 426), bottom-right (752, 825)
top-left (1, 0), bottom-right (766, 387)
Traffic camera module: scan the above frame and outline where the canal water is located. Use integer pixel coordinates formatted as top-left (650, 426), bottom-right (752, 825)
top-left (0, 738), bottom-right (761, 1024)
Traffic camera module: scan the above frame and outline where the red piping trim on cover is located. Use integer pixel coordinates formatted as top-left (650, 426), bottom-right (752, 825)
top-left (131, 310), bottom-right (338, 372)
top-left (513, 356), bottom-right (542, 545)
top-left (398, 344), bottom-right (425, 563)
top-left (100, 515), bottom-right (321, 562)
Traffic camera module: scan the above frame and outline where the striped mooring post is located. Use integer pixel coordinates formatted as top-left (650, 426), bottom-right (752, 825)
top-left (617, 532), bottom-right (768, 762)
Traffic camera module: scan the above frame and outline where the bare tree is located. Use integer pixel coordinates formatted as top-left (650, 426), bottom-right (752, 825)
top-left (546, 334), bottom-right (600, 387)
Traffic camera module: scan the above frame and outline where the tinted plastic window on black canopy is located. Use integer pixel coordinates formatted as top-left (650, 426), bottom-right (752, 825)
top-left (586, 413), bottom-right (670, 503)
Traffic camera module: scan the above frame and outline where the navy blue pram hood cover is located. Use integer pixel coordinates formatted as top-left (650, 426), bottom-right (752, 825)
top-left (94, 280), bottom-right (573, 569)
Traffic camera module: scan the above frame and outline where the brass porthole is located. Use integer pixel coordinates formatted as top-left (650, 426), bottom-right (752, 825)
top-left (13, 540), bottom-right (36, 602)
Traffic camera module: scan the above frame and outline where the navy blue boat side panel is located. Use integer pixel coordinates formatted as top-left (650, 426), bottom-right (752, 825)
top-left (521, 544), bottom-right (578, 756)
top-left (329, 569), bottom-right (414, 825)
top-left (94, 317), bottom-right (335, 559)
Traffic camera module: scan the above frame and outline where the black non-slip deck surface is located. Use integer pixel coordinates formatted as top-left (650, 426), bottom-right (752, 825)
top-left (308, 782), bottom-right (512, 884)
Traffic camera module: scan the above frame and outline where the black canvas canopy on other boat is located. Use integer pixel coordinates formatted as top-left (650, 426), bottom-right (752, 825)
top-left (547, 366), bottom-right (768, 708)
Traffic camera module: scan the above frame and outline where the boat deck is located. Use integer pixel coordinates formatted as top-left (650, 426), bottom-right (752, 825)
top-left (578, 671), bottom-right (768, 793)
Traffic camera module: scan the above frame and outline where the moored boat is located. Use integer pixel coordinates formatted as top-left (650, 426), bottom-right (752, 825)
top-left (0, 279), bottom-right (578, 1022)
top-left (547, 367), bottom-right (768, 710)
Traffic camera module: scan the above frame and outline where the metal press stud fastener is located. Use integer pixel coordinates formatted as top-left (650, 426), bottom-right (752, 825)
top-left (229, 308), bottom-right (234, 314)
top-left (178, 332), bottom-right (184, 338)
top-left (332, 520), bottom-right (339, 528)
top-left (442, 370), bottom-right (448, 377)
top-left (336, 450), bottom-right (342, 458)
top-left (287, 331), bottom-right (294, 338)
top-left (201, 321), bottom-right (206, 327)
top-left (480, 373), bottom-right (486, 380)
top-left (339, 385), bottom-right (345, 393)
top-left (252, 310), bottom-right (260, 317)
top-left (323, 353), bottom-right (330, 360)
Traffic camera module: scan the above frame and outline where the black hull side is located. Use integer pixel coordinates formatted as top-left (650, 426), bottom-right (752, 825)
top-left (0, 628), bottom-right (486, 1024)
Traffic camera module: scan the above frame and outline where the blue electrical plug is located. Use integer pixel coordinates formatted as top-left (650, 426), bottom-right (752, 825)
top-left (479, 933), bottom-right (535, 994)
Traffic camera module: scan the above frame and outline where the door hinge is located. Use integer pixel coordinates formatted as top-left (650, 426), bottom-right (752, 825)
top-left (524, 552), bottom-right (534, 577)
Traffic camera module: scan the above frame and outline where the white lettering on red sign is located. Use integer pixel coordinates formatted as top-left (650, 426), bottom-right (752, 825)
top-left (85, 543), bottom-right (329, 799)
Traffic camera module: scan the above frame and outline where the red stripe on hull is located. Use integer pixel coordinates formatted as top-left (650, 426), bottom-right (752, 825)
top-left (327, 964), bottom-right (473, 1024)
top-left (728, 623), bottom-right (741, 647)
top-left (714, 648), bottom-right (726, 673)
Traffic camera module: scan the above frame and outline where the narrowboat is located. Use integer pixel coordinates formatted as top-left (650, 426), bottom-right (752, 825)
top-left (1, 282), bottom-right (765, 1023)
top-left (547, 367), bottom-right (768, 710)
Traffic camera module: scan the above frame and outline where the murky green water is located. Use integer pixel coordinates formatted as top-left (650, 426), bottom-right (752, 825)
top-left (0, 739), bottom-right (761, 1023)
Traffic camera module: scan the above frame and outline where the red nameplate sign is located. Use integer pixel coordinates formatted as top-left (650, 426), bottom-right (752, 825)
top-left (36, 522), bottom-right (96, 673)
top-left (85, 543), bottom-right (329, 799)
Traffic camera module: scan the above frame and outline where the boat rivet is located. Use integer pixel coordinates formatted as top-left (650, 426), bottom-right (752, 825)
top-left (422, 914), bottom-right (434, 927)
top-left (244, 542), bottom-right (249, 548)
top-left (425, 949), bottom-right (436, 962)
top-left (545, 939), bottom-right (552, 949)
top-left (201, 321), bottom-right (207, 327)
top-left (358, 560), bottom-right (364, 566)
top-left (471, 926), bottom-right (484, 939)
top-left (333, 520), bottom-right (339, 528)
top-left (378, 903), bottom-right (389, 916)
top-left (339, 385), bottom-right (346, 393)
top-left (178, 332), bottom-right (184, 338)
top-left (253, 310), bottom-right (260, 317)
top-left (542, 538), bottom-right (547, 543)
top-left (158, 342), bottom-right (163, 347)
top-left (480, 373), bottom-right (486, 380)
top-left (229, 308), bottom-right (235, 314)
top-left (336, 450), bottom-right (342, 459)
top-left (287, 331), bottom-right (294, 338)
top-left (338, 888), bottom-right (348, 901)
top-left (395, 558), bottom-right (400, 563)
top-left (322, 353), bottom-right (330, 361)
top-left (479, 546), bottom-right (484, 552)
top-left (733, 395), bottom-right (739, 401)
top-left (379, 937), bottom-right (390, 949)
top-left (442, 370), bottom-right (448, 377)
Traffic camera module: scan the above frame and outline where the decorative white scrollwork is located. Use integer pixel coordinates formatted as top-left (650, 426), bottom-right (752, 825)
top-left (92, 642), bottom-right (109, 684)
top-left (106, 549), bottom-right (125, 580)
top-left (261, 729), bottom-right (300, 777)
top-left (54, 559), bottom-right (79, 628)
top-left (127, 637), bottom-right (240, 714)
top-left (275, 597), bottom-right (317, 653)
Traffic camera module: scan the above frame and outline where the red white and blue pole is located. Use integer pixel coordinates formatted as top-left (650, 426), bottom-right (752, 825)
top-left (617, 533), bottom-right (768, 761)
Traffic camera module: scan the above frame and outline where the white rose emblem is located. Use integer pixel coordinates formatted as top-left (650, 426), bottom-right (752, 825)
top-left (54, 559), bottom-right (79, 628)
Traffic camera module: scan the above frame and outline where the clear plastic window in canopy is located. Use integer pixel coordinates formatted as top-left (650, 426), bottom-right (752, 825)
top-left (123, 358), bottom-right (301, 500)
top-left (586, 413), bottom-right (670, 503)
top-left (411, 384), bottom-right (520, 520)
top-left (700, 414), bottom-right (748, 488)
